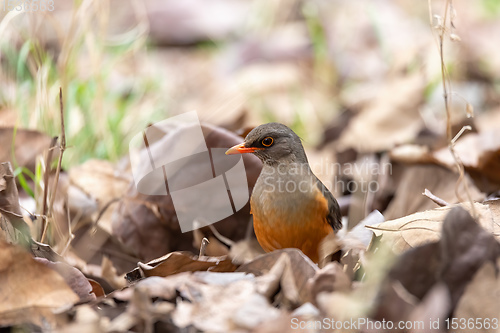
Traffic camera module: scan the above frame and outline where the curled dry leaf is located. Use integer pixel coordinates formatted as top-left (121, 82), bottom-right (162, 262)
top-left (306, 262), bottom-right (351, 306)
top-left (255, 253), bottom-right (301, 306)
top-left (126, 251), bottom-right (237, 282)
top-left (237, 248), bottom-right (318, 307)
top-left (0, 239), bottom-right (79, 327)
top-left (88, 279), bottom-right (105, 298)
top-left (35, 257), bottom-right (96, 303)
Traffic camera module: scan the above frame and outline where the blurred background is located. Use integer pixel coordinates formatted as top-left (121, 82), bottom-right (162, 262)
top-left (1, 0), bottom-right (499, 167)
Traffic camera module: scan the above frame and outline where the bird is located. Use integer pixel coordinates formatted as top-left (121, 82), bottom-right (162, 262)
top-left (225, 122), bottom-right (342, 263)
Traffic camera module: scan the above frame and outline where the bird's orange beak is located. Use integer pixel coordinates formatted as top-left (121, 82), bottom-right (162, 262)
top-left (225, 142), bottom-right (264, 155)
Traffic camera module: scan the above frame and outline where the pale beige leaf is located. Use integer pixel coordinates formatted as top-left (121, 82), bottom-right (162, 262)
top-left (369, 200), bottom-right (500, 253)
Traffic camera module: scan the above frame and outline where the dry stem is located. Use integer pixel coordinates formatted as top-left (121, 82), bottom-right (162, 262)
top-left (41, 88), bottom-right (67, 242)
top-left (428, 0), bottom-right (477, 218)
top-left (40, 136), bottom-right (58, 241)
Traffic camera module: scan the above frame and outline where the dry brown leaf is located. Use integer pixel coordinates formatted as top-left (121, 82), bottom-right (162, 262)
top-left (126, 251), bottom-right (237, 282)
top-left (35, 257), bottom-right (96, 303)
top-left (88, 279), bottom-right (105, 298)
top-left (368, 200), bottom-right (500, 253)
top-left (255, 253), bottom-right (301, 306)
top-left (0, 162), bottom-right (31, 247)
top-left (237, 249), bottom-right (318, 306)
top-left (71, 222), bottom-right (139, 276)
top-left (307, 262), bottom-right (351, 305)
top-left (0, 240), bottom-right (79, 326)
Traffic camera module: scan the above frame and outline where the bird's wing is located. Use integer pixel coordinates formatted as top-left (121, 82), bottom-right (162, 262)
top-left (315, 179), bottom-right (342, 231)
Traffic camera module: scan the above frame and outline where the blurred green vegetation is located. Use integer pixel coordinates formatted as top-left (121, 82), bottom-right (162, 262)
top-left (0, 3), bottom-right (168, 168)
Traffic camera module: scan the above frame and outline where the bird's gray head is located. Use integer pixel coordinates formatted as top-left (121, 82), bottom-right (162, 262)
top-left (225, 122), bottom-right (308, 165)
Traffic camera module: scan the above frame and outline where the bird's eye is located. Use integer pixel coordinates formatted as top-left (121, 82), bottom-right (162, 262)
top-left (261, 137), bottom-right (273, 147)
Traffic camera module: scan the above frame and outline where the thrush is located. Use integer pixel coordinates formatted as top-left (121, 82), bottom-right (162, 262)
top-left (226, 122), bottom-right (342, 262)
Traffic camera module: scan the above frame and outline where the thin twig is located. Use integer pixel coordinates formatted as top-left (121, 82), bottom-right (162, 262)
top-left (60, 198), bottom-right (74, 256)
top-left (451, 125), bottom-right (471, 145)
top-left (0, 206), bottom-right (24, 218)
top-left (41, 88), bottom-right (67, 242)
top-left (199, 237), bottom-right (209, 257)
top-left (40, 136), bottom-right (58, 241)
top-left (429, 0), bottom-right (477, 218)
top-left (440, 0), bottom-right (451, 142)
top-left (422, 189), bottom-right (449, 207)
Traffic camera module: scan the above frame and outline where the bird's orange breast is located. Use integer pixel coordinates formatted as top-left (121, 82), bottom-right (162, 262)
top-left (251, 187), bottom-right (333, 263)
